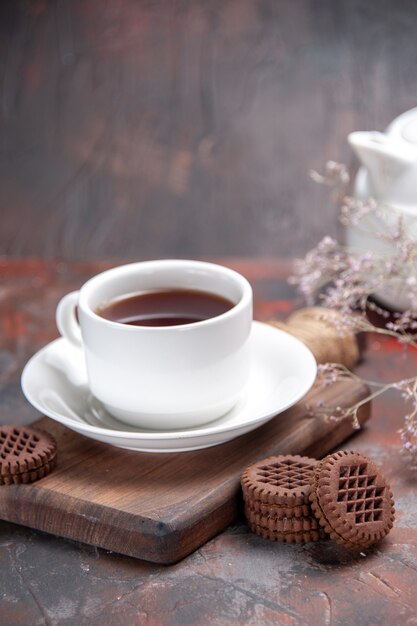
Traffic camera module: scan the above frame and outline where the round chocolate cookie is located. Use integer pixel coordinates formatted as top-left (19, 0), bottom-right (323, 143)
top-left (244, 505), bottom-right (323, 532)
top-left (0, 425), bottom-right (57, 485)
top-left (245, 498), bottom-right (312, 519)
top-left (249, 525), bottom-right (326, 544)
top-left (241, 454), bottom-right (318, 510)
top-left (309, 450), bottom-right (395, 549)
top-left (244, 503), bottom-right (326, 544)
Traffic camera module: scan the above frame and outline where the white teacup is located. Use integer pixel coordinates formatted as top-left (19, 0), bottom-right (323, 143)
top-left (56, 260), bottom-right (253, 429)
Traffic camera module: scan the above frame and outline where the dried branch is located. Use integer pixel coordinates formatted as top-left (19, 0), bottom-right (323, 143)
top-left (292, 162), bottom-right (417, 466)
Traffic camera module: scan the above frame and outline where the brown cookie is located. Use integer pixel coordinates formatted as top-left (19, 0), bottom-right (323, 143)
top-left (245, 505), bottom-right (322, 533)
top-left (245, 498), bottom-right (312, 519)
top-left (248, 523), bottom-right (326, 544)
top-left (0, 425), bottom-right (57, 485)
top-left (241, 454), bottom-right (318, 509)
top-left (309, 450), bottom-right (395, 549)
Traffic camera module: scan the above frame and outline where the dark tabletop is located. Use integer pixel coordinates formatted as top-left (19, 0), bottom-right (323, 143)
top-left (1, 258), bottom-right (417, 626)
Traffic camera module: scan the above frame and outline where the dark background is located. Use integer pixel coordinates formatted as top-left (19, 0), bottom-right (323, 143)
top-left (1, 0), bottom-right (417, 260)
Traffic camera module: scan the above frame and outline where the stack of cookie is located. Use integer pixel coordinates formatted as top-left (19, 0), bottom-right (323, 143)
top-left (0, 425), bottom-right (57, 485)
top-left (242, 455), bottom-right (326, 544)
top-left (241, 451), bottom-right (395, 549)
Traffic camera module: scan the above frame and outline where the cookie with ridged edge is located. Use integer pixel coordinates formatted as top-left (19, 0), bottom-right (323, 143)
top-left (1, 458), bottom-right (57, 485)
top-left (309, 450), bottom-right (395, 549)
top-left (0, 425), bottom-right (57, 485)
top-left (241, 454), bottom-right (318, 509)
top-left (247, 521), bottom-right (326, 544)
top-left (244, 504), bottom-right (322, 534)
top-left (245, 498), bottom-right (312, 519)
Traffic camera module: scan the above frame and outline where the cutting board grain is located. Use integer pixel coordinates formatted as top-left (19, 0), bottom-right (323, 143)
top-left (0, 380), bottom-right (370, 564)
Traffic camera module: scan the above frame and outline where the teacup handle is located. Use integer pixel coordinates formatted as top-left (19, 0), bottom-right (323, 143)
top-left (56, 291), bottom-right (83, 348)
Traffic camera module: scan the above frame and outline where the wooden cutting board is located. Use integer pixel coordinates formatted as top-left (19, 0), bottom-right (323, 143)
top-left (0, 380), bottom-right (370, 564)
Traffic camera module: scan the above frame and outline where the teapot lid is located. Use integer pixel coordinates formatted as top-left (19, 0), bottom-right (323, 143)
top-left (401, 119), bottom-right (417, 143)
top-left (386, 107), bottom-right (417, 143)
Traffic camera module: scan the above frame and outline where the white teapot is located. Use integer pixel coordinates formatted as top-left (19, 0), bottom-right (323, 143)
top-left (346, 108), bottom-right (417, 310)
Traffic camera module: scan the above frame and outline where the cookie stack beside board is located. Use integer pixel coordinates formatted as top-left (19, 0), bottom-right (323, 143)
top-left (241, 452), bottom-right (395, 549)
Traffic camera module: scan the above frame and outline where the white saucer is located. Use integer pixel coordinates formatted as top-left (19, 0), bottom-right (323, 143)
top-left (21, 322), bottom-right (317, 453)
